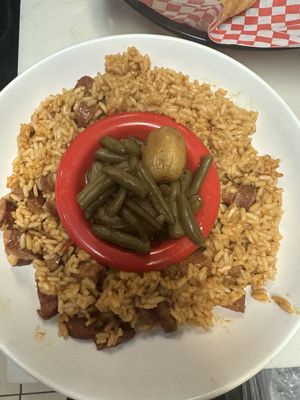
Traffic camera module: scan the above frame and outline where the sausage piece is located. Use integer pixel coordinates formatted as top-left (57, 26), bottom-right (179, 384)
top-left (116, 323), bottom-right (136, 345)
top-left (74, 76), bottom-right (94, 92)
top-left (94, 322), bottom-right (136, 350)
top-left (136, 308), bottom-right (157, 331)
top-left (27, 196), bottom-right (45, 214)
top-left (0, 198), bottom-right (16, 228)
top-left (179, 249), bottom-right (211, 270)
top-left (37, 288), bottom-right (58, 320)
top-left (224, 295), bottom-right (246, 313)
top-left (66, 317), bottom-right (96, 339)
top-left (39, 173), bottom-right (55, 193)
top-left (222, 189), bottom-right (235, 206)
top-left (45, 255), bottom-right (61, 272)
top-left (235, 185), bottom-right (256, 210)
top-left (155, 302), bottom-right (177, 333)
top-left (74, 101), bottom-right (98, 127)
top-left (44, 199), bottom-right (59, 219)
top-left (77, 262), bottom-right (104, 283)
top-left (3, 229), bottom-right (34, 260)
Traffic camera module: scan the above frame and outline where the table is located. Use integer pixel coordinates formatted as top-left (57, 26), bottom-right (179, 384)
top-left (9, 0), bottom-right (300, 384)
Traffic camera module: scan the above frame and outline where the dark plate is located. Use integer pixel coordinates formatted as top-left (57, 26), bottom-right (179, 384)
top-left (124, 0), bottom-right (291, 51)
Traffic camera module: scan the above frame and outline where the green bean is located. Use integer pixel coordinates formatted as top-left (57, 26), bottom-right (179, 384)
top-left (125, 198), bottom-right (162, 230)
top-left (86, 161), bottom-right (103, 183)
top-left (92, 225), bottom-right (150, 254)
top-left (77, 175), bottom-right (114, 209)
top-left (130, 197), bottom-right (158, 218)
top-left (120, 206), bottom-right (148, 241)
top-left (138, 162), bottom-right (174, 224)
top-left (169, 180), bottom-right (180, 203)
top-left (180, 170), bottom-right (193, 192)
top-left (149, 192), bottom-right (166, 220)
top-left (95, 148), bottom-right (128, 163)
top-left (84, 186), bottom-right (116, 219)
top-left (128, 155), bottom-right (139, 173)
top-left (168, 200), bottom-right (185, 239)
top-left (159, 184), bottom-right (171, 196)
top-left (106, 187), bottom-right (127, 217)
top-left (167, 181), bottom-right (184, 239)
top-left (128, 136), bottom-right (144, 146)
top-left (110, 160), bottom-right (130, 172)
top-left (122, 138), bottom-right (142, 156)
top-left (177, 192), bottom-right (204, 245)
top-left (93, 207), bottom-right (129, 230)
top-left (189, 195), bottom-right (203, 214)
top-left (102, 166), bottom-right (149, 199)
top-left (188, 155), bottom-right (213, 197)
top-left (100, 136), bottom-right (126, 154)
top-left (77, 173), bottom-right (105, 202)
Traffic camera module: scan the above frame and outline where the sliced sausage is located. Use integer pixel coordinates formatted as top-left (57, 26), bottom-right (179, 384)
top-left (94, 322), bottom-right (135, 350)
top-left (37, 288), bottom-right (58, 319)
top-left (179, 249), bottom-right (211, 270)
top-left (27, 196), bottom-right (45, 214)
top-left (222, 189), bottom-right (235, 206)
top-left (77, 262), bottom-right (104, 283)
top-left (116, 323), bottom-right (136, 345)
top-left (39, 173), bottom-right (55, 193)
top-left (74, 101), bottom-right (98, 128)
top-left (11, 186), bottom-right (25, 200)
top-left (235, 185), bottom-right (256, 210)
top-left (228, 265), bottom-right (244, 278)
top-left (155, 302), bottom-right (177, 333)
top-left (44, 199), bottom-right (59, 219)
top-left (74, 75), bottom-right (94, 92)
top-left (14, 258), bottom-right (33, 266)
top-left (45, 255), bottom-right (61, 272)
top-left (224, 295), bottom-right (246, 313)
top-left (136, 308), bottom-right (157, 331)
top-left (66, 317), bottom-right (96, 339)
top-left (3, 229), bottom-right (34, 260)
top-left (0, 198), bottom-right (16, 228)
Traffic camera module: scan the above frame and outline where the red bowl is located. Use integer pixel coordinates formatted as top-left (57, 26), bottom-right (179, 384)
top-left (55, 112), bottom-right (220, 272)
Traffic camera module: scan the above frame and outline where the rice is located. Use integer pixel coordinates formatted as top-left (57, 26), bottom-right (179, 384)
top-left (2, 47), bottom-right (284, 348)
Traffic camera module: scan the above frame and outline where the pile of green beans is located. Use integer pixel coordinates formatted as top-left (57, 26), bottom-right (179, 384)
top-left (76, 134), bottom-right (213, 254)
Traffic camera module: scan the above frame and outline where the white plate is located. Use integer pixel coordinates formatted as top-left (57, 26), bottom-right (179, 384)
top-left (0, 34), bottom-right (300, 400)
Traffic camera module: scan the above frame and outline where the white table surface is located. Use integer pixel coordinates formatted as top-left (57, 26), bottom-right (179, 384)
top-left (7, 0), bottom-right (300, 384)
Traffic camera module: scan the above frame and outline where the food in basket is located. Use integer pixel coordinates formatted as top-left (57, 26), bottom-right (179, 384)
top-left (220, 0), bottom-right (256, 23)
top-left (0, 47), bottom-right (283, 350)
